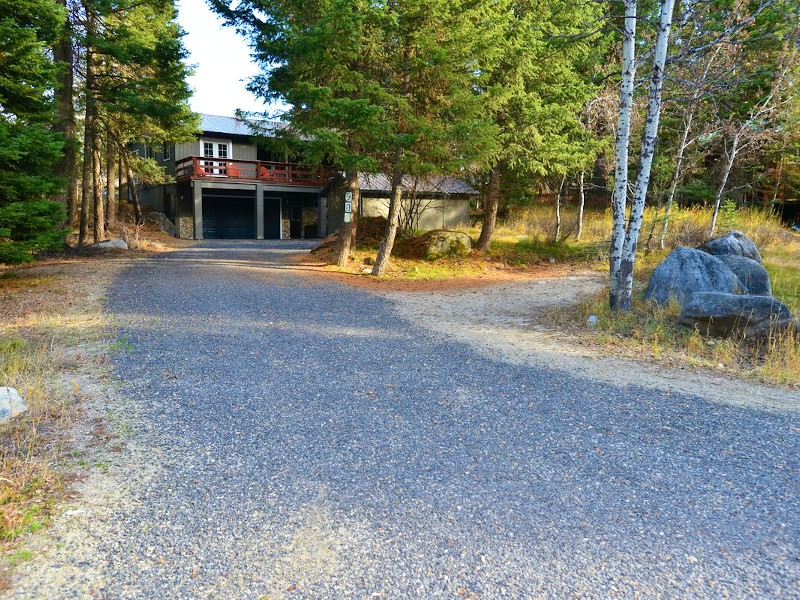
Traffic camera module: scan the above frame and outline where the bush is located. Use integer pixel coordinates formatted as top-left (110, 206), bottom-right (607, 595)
top-left (0, 200), bottom-right (66, 264)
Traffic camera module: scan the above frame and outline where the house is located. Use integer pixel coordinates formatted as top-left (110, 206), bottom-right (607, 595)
top-left (137, 114), bottom-right (479, 240)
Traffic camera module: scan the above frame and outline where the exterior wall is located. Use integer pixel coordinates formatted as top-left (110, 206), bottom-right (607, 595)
top-left (174, 141), bottom-right (195, 162)
top-left (176, 183), bottom-right (194, 238)
top-left (361, 195), bottom-right (470, 230)
top-left (232, 141), bottom-right (256, 160)
top-left (177, 138), bottom-right (258, 161)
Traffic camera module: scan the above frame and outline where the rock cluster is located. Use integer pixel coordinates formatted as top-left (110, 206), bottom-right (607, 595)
top-left (645, 231), bottom-right (795, 337)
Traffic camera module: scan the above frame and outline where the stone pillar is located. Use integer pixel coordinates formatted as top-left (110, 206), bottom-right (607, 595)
top-left (193, 181), bottom-right (203, 240)
top-left (256, 184), bottom-right (264, 240)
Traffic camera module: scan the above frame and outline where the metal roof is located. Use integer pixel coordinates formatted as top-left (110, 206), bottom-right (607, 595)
top-left (199, 113), bottom-right (286, 137)
top-left (359, 173), bottom-right (479, 196)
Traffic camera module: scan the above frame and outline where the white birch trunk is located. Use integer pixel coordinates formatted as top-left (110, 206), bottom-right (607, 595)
top-left (576, 170), bottom-right (585, 240)
top-left (709, 131), bottom-right (740, 237)
top-left (554, 174), bottom-right (566, 243)
top-left (609, 0), bottom-right (638, 306)
top-left (613, 0), bottom-right (677, 311)
top-left (659, 109), bottom-right (694, 249)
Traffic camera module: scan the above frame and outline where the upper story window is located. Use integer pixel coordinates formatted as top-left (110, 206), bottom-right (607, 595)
top-left (217, 143), bottom-right (228, 159)
top-left (203, 142), bottom-right (214, 158)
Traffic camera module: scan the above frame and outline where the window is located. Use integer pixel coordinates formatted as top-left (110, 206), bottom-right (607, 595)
top-left (203, 142), bottom-right (214, 158)
top-left (163, 143), bottom-right (171, 161)
top-left (217, 143), bottom-right (228, 159)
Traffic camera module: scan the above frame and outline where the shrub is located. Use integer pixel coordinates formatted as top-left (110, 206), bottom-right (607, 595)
top-left (0, 200), bottom-right (66, 264)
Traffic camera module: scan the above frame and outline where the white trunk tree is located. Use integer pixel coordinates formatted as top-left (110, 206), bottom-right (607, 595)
top-left (610, 0), bottom-right (677, 311)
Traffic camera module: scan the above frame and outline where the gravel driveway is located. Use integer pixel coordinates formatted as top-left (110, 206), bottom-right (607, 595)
top-left (11, 241), bottom-right (800, 599)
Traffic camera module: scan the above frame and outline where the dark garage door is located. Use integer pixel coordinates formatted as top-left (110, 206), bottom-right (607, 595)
top-left (202, 191), bottom-right (255, 239)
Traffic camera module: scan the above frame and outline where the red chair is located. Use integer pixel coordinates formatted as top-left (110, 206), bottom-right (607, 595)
top-left (227, 162), bottom-right (241, 178)
top-left (258, 165), bottom-right (272, 180)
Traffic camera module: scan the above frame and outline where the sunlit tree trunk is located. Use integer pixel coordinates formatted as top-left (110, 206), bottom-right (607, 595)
top-left (709, 131), bottom-right (741, 237)
top-left (612, 0), bottom-right (676, 311)
top-left (660, 109), bottom-right (694, 249)
top-left (576, 170), bottom-right (585, 240)
top-left (554, 174), bottom-right (566, 242)
top-left (332, 170), bottom-right (359, 266)
top-left (106, 137), bottom-right (117, 231)
top-left (475, 163), bottom-right (502, 251)
top-left (372, 145), bottom-right (403, 276)
top-left (92, 117), bottom-right (105, 242)
top-left (609, 0), bottom-right (638, 309)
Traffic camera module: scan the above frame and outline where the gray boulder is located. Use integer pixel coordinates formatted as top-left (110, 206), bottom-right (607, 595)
top-left (422, 231), bottom-right (472, 260)
top-left (699, 230), bottom-right (762, 264)
top-left (0, 387), bottom-right (27, 424)
top-left (678, 292), bottom-right (794, 337)
top-left (93, 238), bottom-right (128, 250)
top-left (644, 246), bottom-right (739, 305)
top-left (716, 254), bottom-right (771, 296)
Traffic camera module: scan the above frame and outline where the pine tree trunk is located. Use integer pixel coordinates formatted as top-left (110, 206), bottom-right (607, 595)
top-left (372, 145), bottom-right (403, 276)
top-left (123, 151), bottom-right (143, 225)
top-left (710, 133), bottom-right (740, 237)
top-left (332, 171), bottom-right (359, 266)
top-left (52, 0), bottom-right (78, 224)
top-left (613, 0), bottom-right (676, 311)
top-left (106, 138), bottom-right (117, 230)
top-left (576, 171), bottom-right (585, 240)
top-left (554, 174), bottom-right (566, 243)
top-left (475, 163), bottom-right (502, 252)
top-left (92, 115), bottom-right (104, 243)
top-left (78, 40), bottom-right (95, 249)
top-left (767, 156), bottom-right (783, 211)
top-left (609, 0), bottom-right (638, 310)
top-left (660, 109), bottom-right (694, 249)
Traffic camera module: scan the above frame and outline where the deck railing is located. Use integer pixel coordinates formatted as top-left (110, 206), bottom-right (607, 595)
top-left (175, 156), bottom-right (333, 187)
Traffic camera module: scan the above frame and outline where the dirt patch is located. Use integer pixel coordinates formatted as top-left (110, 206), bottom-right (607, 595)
top-left (294, 251), bottom-right (581, 292)
top-left (373, 273), bottom-right (800, 412)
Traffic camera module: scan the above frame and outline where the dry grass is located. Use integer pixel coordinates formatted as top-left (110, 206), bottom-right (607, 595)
top-left (0, 223), bottom-right (190, 575)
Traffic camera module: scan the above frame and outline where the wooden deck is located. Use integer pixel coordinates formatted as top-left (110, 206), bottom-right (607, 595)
top-left (176, 157), bottom-right (333, 187)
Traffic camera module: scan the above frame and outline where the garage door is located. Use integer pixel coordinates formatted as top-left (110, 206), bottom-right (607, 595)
top-left (202, 192), bottom-right (255, 239)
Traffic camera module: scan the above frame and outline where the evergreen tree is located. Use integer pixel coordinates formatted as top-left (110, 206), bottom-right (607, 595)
top-left (474, 0), bottom-right (603, 251)
top-left (0, 0), bottom-right (68, 262)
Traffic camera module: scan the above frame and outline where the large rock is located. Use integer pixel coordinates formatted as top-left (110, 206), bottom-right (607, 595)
top-left (93, 238), bottom-right (128, 250)
top-left (644, 246), bottom-right (739, 305)
top-left (0, 387), bottom-right (27, 424)
top-left (678, 292), bottom-right (794, 337)
top-left (716, 254), bottom-right (771, 296)
top-left (699, 230), bottom-right (762, 264)
top-left (422, 231), bottom-right (472, 260)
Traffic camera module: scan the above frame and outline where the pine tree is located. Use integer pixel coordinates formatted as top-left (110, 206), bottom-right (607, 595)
top-left (0, 0), bottom-right (68, 262)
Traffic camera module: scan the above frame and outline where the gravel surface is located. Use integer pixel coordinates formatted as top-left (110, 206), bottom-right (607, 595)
top-left (9, 241), bottom-right (800, 599)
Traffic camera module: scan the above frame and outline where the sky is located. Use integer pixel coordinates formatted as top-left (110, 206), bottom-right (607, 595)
top-left (177, 0), bottom-right (266, 117)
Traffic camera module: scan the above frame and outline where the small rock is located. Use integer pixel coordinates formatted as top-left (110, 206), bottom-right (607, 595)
top-left (548, 257), bottom-right (556, 264)
top-left (587, 315), bottom-right (598, 328)
top-left (0, 387), bottom-right (27, 423)
top-left (93, 238), bottom-right (128, 250)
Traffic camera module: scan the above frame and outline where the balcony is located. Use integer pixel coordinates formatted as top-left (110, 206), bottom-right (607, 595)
top-left (175, 157), bottom-right (334, 188)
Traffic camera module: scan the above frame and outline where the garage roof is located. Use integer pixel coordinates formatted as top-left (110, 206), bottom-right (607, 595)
top-left (359, 173), bottom-right (479, 196)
